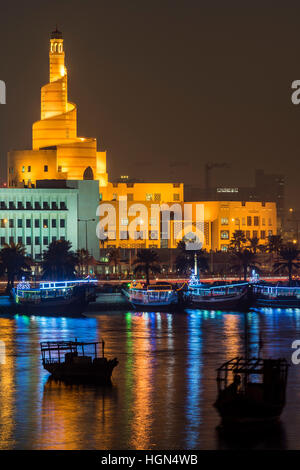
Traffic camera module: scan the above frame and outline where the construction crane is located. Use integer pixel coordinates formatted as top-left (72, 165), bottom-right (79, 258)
top-left (205, 162), bottom-right (230, 190)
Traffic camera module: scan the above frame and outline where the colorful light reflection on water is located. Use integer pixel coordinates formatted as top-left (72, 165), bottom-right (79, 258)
top-left (0, 308), bottom-right (300, 449)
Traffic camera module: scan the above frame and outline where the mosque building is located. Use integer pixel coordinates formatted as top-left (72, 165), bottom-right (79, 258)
top-left (4, 29), bottom-right (277, 260)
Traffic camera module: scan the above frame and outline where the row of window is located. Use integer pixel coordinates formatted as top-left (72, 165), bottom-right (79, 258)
top-left (120, 218), bottom-right (158, 226)
top-left (0, 236), bottom-right (65, 246)
top-left (9, 165), bottom-right (48, 174)
top-left (112, 183), bottom-right (181, 189)
top-left (0, 201), bottom-right (67, 210)
top-left (220, 230), bottom-right (273, 240)
top-left (22, 165), bottom-right (48, 173)
top-left (0, 218), bottom-right (65, 228)
top-left (221, 216), bottom-right (272, 226)
top-left (106, 231), bottom-right (159, 240)
top-left (111, 193), bottom-right (180, 202)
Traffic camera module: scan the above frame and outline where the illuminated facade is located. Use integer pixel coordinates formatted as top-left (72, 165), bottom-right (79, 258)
top-left (7, 29), bottom-right (108, 188)
top-left (102, 200), bottom-right (277, 251)
top-left (0, 180), bottom-right (100, 259)
top-left (6, 30), bottom-right (277, 257)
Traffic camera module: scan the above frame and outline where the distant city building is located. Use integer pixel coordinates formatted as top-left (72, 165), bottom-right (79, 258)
top-left (185, 169), bottom-right (285, 229)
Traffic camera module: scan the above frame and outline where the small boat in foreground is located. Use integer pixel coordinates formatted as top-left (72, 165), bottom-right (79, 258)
top-left (40, 339), bottom-right (118, 384)
top-left (214, 356), bottom-right (289, 426)
top-left (128, 281), bottom-right (178, 310)
top-left (253, 283), bottom-right (300, 308)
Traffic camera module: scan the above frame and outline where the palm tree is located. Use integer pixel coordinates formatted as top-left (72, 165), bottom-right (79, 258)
top-left (108, 247), bottom-right (121, 274)
top-left (76, 248), bottom-right (91, 276)
top-left (231, 249), bottom-right (259, 281)
top-left (267, 235), bottom-right (283, 255)
top-left (133, 249), bottom-right (161, 285)
top-left (273, 245), bottom-right (300, 285)
top-left (247, 236), bottom-right (260, 254)
top-left (41, 240), bottom-right (78, 280)
top-left (0, 242), bottom-right (31, 292)
top-left (230, 230), bottom-right (247, 252)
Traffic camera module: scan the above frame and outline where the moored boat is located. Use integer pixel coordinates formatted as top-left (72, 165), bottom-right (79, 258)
top-left (11, 278), bottom-right (97, 314)
top-left (128, 281), bottom-right (178, 310)
top-left (186, 272), bottom-right (250, 310)
top-left (253, 283), bottom-right (300, 308)
top-left (40, 339), bottom-right (118, 384)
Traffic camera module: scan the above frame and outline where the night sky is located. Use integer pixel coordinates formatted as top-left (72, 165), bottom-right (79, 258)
top-left (1, 1), bottom-right (300, 207)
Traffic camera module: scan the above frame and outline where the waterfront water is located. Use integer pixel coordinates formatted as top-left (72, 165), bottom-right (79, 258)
top-left (0, 308), bottom-right (300, 449)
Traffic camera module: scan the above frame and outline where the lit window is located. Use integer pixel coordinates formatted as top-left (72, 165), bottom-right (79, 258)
top-left (121, 218), bottom-right (128, 226)
top-left (22, 166), bottom-right (25, 173)
top-left (247, 216), bottom-right (252, 226)
top-left (220, 230), bottom-right (229, 240)
top-left (221, 218), bottom-right (228, 225)
top-left (242, 218), bottom-right (246, 225)
top-left (120, 231), bottom-right (128, 240)
top-left (173, 193), bottom-right (180, 201)
top-left (268, 218), bottom-right (272, 226)
top-left (146, 193), bottom-right (153, 201)
top-left (221, 245), bottom-right (228, 252)
top-left (254, 216), bottom-right (259, 226)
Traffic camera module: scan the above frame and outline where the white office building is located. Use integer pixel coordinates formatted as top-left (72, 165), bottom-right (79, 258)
top-left (0, 180), bottom-right (100, 260)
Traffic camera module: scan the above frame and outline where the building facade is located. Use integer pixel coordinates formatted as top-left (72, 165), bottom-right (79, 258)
top-left (4, 30), bottom-right (278, 261)
top-left (0, 180), bottom-right (100, 260)
top-left (100, 200), bottom-right (277, 252)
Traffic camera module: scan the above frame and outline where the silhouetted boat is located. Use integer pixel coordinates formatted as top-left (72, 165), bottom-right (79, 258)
top-left (214, 357), bottom-right (289, 426)
top-left (40, 339), bottom-right (118, 383)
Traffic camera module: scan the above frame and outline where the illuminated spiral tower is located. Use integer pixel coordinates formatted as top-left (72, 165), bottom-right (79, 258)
top-left (8, 28), bottom-right (108, 186)
top-left (32, 28), bottom-right (77, 149)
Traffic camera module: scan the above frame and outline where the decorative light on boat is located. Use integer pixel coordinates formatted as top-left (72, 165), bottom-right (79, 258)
top-left (189, 270), bottom-right (200, 288)
top-left (250, 269), bottom-right (259, 284)
top-left (17, 277), bottom-right (31, 290)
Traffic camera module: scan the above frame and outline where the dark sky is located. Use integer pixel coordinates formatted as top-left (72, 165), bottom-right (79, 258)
top-left (1, 1), bottom-right (300, 207)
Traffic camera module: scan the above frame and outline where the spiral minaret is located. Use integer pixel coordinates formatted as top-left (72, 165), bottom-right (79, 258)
top-left (8, 28), bottom-right (108, 187)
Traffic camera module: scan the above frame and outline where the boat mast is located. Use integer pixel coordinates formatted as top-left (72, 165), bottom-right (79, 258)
top-left (194, 252), bottom-right (198, 277)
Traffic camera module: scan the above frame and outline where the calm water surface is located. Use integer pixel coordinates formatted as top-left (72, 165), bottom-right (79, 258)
top-left (0, 308), bottom-right (300, 450)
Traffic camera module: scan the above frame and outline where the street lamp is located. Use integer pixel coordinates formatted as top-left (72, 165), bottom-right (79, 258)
top-left (78, 218), bottom-right (96, 276)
